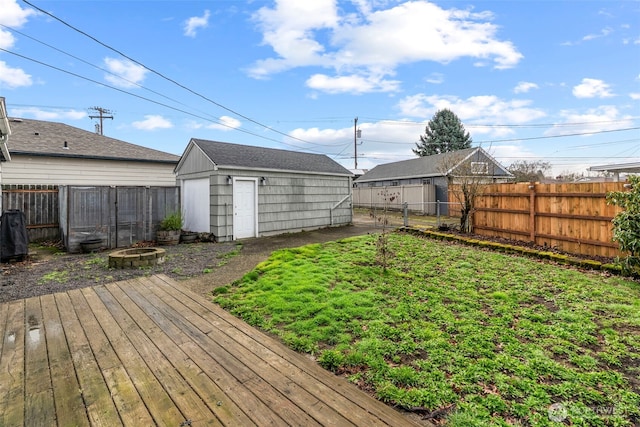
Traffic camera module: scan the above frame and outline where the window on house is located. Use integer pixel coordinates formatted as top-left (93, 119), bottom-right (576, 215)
top-left (422, 178), bottom-right (432, 185)
top-left (471, 162), bottom-right (489, 174)
top-left (391, 181), bottom-right (399, 186)
top-left (369, 183), bottom-right (376, 187)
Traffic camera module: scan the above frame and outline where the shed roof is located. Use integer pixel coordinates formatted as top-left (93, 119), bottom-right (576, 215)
top-left (357, 147), bottom-right (509, 182)
top-left (189, 139), bottom-right (352, 176)
top-left (6, 118), bottom-right (180, 164)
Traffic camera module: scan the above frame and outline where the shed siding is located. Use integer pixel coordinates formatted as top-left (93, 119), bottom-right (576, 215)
top-left (207, 169), bottom-right (351, 242)
top-left (2, 156), bottom-right (177, 186)
top-left (174, 144), bottom-right (214, 178)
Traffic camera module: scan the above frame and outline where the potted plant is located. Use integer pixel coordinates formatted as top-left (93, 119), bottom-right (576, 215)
top-left (156, 212), bottom-right (182, 245)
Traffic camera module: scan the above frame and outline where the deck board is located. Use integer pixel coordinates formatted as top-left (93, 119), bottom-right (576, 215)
top-left (0, 275), bottom-right (425, 426)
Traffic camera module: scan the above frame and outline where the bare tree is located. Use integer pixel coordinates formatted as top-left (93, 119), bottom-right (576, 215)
top-left (507, 160), bottom-right (551, 182)
top-left (439, 151), bottom-right (495, 233)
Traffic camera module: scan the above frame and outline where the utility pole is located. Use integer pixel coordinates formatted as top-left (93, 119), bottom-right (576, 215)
top-left (354, 117), bottom-right (361, 170)
top-left (89, 106), bottom-right (113, 135)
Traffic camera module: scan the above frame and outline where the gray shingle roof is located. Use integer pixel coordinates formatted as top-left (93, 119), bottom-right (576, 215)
top-left (357, 147), bottom-right (510, 182)
top-left (6, 118), bottom-right (180, 163)
top-left (191, 139), bottom-right (352, 175)
top-left (357, 148), bottom-right (478, 182)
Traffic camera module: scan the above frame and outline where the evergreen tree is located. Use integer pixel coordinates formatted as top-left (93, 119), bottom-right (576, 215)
top-left (413, 109), bottom-right (472, 157)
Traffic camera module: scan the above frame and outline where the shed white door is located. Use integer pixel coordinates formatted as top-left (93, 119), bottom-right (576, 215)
top-left (233, 179), bottom-right (258, 239)
top-left (182, 178), bottom-right (209, 232)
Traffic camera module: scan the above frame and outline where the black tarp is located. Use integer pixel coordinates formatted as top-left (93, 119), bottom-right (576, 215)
top-left (1, 210), bottom-right (29, 262)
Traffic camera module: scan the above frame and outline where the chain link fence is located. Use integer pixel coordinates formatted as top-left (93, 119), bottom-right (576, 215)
top-left (354, 201), bottom-right (463, 230)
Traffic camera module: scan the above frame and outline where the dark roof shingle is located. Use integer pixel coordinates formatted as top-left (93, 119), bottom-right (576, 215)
top-left (191, 139), bottom-right (352, 175)
top-left (7, 118), bottom-right (179, 163)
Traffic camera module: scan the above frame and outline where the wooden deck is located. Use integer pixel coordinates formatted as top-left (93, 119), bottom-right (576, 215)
top-left (0, 274), bottom-right (423, 426)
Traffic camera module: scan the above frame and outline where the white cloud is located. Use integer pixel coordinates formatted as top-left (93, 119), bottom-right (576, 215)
top-left (514, 81), bottom-right (539, 94)
top-left (0, 0), bottom-right (35, 49)
top-left (582, 27), bottom-right (613, 41)
top-left (572, 78), bottom-right (614, 98)
top-left (10, 106), bottom-right (86, 120)
top-left (206, 115), bottom-right (242, 131)
top-left (396, 93), bottom-right (546, 137)
top-left (184, 10), bottom-right (211, 37)
top-left (425, 73), bottom-right (444, 84)
top-left (306, 73), bottom-right (400, 94)
top-left (545, 105), bottom-right (633, 137)
top-left (249, 0), bottom-right (522, 94)
top-left (0, 0), bottom-right (36, 87)
top-left (132, 115), bottom-right (173, 130)
top-left (630, 93), bottom-right (640, 100)
top-left (0, 60), bottom-right (32, 88)
top-left (103, 58), bottom-right (147, 88)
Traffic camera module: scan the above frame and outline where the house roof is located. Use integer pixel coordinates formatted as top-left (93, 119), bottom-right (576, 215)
top-left (588, 162), bottom-right (640, 174)
top-left (188, 139), bottom-right (352, 176)
top-left (357, 147), bottom-right (509, 183)
top-left (6, 118), bottom-right (180, 164)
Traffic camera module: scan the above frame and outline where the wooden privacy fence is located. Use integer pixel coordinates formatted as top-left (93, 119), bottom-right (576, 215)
top-left (450, 182), bottom-right (627, 258)
top-left (2, 185), bottom-right (59, 242)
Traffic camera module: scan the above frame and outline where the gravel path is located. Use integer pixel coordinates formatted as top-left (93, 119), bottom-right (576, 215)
top-left (0, 221), bottom-right (379, 303)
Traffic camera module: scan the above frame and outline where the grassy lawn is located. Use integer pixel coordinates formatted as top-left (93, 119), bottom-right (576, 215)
top-left (214, 233), bottom-right (640, 426)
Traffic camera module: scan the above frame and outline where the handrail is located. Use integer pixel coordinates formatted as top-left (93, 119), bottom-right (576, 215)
top-left (330, 194), bottom-right (352, 226)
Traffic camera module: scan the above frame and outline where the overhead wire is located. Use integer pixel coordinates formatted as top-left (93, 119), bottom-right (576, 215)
top-left (0, 47), bottom-right (306, 147)
top-left (21, 0), bottom-right (331, 151)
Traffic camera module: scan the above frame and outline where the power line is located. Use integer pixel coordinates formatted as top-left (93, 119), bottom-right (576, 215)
top-left (359, 116), bottom-right (640, 128)
top-left (0, 23), bottom-right (231, 126)
top-left (21, 0), bottom-right (323, 149)
top-left (0, 47), bottom-right (319, 149)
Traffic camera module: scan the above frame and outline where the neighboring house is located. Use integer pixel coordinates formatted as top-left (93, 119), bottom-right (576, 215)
top-left (588, 162), bottom-right (640, 182)
top-left (175, 139), bottom-right (353, 241)
top-left (0, 98), bottom-right (12, 213)
top-left (1, 117), bottom-right (180, 251)
top-left (3, 118), bottom-right (179, 186)
top-left (354, 147), bottom-right (511, 214)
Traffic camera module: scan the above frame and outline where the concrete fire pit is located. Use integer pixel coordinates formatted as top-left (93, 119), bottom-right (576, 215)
top-left (108, 248), bottom-right (166, 269)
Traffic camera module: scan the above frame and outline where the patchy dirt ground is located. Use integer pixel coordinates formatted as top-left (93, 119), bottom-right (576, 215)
top-left (0, 240), bottom-right (241, 303)
top-left (0, 222), bottom-right (381, 303)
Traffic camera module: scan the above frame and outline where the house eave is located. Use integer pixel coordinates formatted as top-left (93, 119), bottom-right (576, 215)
top-left (11, 151), bottom-right (178, 164)
top-left (216, 164), bottom-right (353, 177)
top-left (356, 172), bottom-right (443, 183)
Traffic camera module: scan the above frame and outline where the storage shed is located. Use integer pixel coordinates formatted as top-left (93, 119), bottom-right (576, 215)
top-left (175, 139), bottom-right (353, 241)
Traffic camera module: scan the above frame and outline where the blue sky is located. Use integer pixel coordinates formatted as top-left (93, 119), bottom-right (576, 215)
top-left (0, 0), bottom-right (638, 176)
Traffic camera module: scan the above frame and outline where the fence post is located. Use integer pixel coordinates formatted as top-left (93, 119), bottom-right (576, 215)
top-left (436, 200), bottom-right (440, 227)
top-left (529, 183), bottom-right (536, 242)
top-left (403, 202), bottom-right (408, 227)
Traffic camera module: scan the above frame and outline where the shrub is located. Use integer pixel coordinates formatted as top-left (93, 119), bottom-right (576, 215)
top-left (606, 175), bottom-right (640, 275)
top-left (159, 211), bottom-right (182, 231)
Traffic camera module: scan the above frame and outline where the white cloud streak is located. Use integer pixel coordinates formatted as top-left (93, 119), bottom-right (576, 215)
top-left (572, 78), bottom-right (614, 98)
top-left (10, 106), bottom-right (86, 120)
top-left (514, 81), bottom-right (539, 94)
top-left (206, 116), bottom-right (242, 131)
top-left (103, 58), bottom-right (148, 88)
top-left (0, 60), bottom-right (32, 88)
top-left (184, 10), bottom-right (211, 37)
top-left (132, 115), bottom-right (173, 130)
